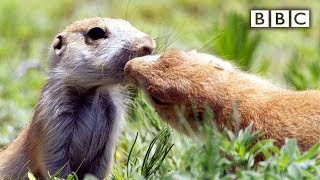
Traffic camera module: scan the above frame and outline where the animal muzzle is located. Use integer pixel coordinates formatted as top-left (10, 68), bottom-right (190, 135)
top-left (128, 36), bottom-right (156, 56)
top-left (109, 35), bottom-right (155, 84)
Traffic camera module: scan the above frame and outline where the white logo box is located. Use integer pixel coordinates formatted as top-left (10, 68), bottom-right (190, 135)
top-left (250, 10), bottom-right (310, 28)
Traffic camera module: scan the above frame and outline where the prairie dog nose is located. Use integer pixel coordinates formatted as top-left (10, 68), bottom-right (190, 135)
top-left (131, 36), bottom-right (156, 56)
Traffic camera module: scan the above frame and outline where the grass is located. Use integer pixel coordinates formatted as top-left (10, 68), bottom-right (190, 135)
top-left (112, 96), bottom-right (320, 179)
top-left (0, 0), bottom-right (320, 179)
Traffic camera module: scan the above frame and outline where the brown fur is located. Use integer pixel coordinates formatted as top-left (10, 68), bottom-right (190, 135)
top-left (124, 50), bottom-right (320, 151)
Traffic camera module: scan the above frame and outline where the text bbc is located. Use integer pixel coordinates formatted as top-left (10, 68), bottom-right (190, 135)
top-left (251, 10), bottom-right (310, 28)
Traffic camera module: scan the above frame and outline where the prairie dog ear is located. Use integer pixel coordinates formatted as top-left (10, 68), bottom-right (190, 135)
top-left (52, 33), bottom-right (67, 56)
top-left (49, 33), bottom-right (67, 69)
top-left (187, 50), bottom-right (235, 71)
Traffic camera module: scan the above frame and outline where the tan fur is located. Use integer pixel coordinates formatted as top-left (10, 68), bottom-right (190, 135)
top-left (124, 50), bottom-right (320, 151)
top-left (0, 17), bottom-right (155, 179)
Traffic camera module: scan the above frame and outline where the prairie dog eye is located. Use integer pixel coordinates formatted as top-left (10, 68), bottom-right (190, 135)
top-left (150, 94), bottom-right (169, 106)
top-left (87, 27), bottom-right (108, 40)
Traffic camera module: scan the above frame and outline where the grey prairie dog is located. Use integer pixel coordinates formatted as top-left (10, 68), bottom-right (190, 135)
top-left (0, 17), bottom-right (155, 179)
top-left (124, 49), bottom-right (320, 151)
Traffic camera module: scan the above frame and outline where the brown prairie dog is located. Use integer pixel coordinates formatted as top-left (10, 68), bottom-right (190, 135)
top-left (124, 49), bottom-right (320, 151)
top-left (0, 17), bottom-right (155, 179)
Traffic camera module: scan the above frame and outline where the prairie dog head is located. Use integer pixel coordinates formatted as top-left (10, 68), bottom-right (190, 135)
top-left (49, 17), bottom-right (155, 87)
top-left (124, 50), bottom-right (235, 132)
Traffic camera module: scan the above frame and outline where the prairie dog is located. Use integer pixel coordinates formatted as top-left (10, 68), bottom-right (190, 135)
top-left (0, 17), bottom-right (155, 179)
top-left (124, 50), bottom-right (320, 151)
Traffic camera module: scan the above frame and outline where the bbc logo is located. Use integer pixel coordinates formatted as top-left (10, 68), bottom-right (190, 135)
top-left (251, 10), bottom-right (310, 28)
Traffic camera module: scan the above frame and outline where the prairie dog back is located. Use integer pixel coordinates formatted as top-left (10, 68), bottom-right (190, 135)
top-left (124, 50), bottom-right (320, 151)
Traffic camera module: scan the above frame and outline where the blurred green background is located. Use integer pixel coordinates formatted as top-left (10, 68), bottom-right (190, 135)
top-left (1, 0), bottom-right (320, 179)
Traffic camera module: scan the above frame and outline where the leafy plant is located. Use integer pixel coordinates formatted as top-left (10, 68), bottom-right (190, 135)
top-left (284, 54), bottom-right (320, 90)
top-left (199, 11), bottom-right (262, 70)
